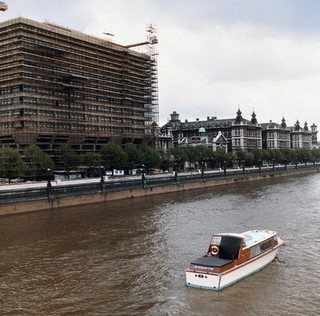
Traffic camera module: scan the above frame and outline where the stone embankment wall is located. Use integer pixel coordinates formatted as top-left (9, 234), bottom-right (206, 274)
top-left (0, 167), bottom-right (318, 216)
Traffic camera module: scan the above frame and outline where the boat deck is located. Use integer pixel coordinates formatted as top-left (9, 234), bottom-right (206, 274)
top-left (191, 256), bottom-right (233, 268)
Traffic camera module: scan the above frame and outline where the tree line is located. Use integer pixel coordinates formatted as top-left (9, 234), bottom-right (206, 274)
top-left (0, 143), bottom-right (320, 182)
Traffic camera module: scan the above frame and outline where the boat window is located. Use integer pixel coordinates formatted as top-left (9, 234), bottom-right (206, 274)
top-left (250, 239), bottom-right (273, 258)
top-left (250, 246), bottom-right (260, 258)
top-left (260, 240), bottom-right (273, 252)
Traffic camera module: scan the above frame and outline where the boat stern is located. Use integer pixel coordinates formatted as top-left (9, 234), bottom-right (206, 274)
top-left (185, 270), bottom-right (221, 290)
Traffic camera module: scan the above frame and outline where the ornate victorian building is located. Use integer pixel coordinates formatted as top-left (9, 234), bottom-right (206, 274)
top-left (160, 109), bottom-right (262, 152)
top-left (261, 118), bottom-right (291, 149)
top-left (290, 120), bottom-right (313, 149)
top-left (160, 109), bottom-right (317, 152)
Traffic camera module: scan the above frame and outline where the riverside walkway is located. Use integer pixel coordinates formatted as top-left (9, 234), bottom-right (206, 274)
top-left (1, 162), bottom-right (319, 216)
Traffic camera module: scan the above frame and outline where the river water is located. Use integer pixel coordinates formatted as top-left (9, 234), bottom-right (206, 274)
top-left (0, 173), bottom-right (319, 315)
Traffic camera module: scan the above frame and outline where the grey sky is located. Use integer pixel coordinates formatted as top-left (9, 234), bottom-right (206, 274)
top-left (2, 0), bottom-right (320, 127)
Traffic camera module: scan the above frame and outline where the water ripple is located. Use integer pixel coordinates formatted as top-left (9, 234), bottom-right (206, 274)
top-left (0, 174), bottom-right (320, 315)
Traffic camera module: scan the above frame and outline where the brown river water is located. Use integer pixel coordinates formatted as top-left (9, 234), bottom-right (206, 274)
top-left (0, 174), bottom-right (319, 315)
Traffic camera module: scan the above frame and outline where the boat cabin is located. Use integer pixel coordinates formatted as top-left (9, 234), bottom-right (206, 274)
top-left (189, 230), bottom-right (279, 273)
top-left (186, 230), bottom-right (285, 290)
top-left (209, 234), bottom-right (242, 260)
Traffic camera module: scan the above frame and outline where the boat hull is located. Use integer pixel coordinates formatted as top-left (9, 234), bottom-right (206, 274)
top-left (186, 245), bottom-right (280, 290)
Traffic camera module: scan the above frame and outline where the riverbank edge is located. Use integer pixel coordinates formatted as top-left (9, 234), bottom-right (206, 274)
top-left (1, 167), bottom-right (319, 217)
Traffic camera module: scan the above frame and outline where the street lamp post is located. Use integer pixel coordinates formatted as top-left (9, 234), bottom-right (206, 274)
top-left (258, 160), bottom-right (261, 173)
top-left (201, 161), bottom-right (204, 181)
top-left (100, 166), bottom-right (104, 194)
top-left (47, 168), bottom-right (51, 187)
top-left (223, 161), bottom-right (226, 178)
top-left (141, 164), bottom-right (146, 187)
top-left (272, 159), bottom-right (275, 172)
top-left (46, 168), bottom-right (53, 199)
top-left (174, 162), bottom-right (178, 183)
top-left (242, 160), bottom-right (245, 175)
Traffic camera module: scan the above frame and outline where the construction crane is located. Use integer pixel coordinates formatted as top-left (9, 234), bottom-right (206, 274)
top-left (124, 34), bottom-right (158, 49)
top-left (0, 1), bottom-right (8, 11)
top-left (125, 24), bottom-right (158, 49)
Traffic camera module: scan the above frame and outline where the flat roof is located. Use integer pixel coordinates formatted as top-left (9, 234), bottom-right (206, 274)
top-left (214, 230), bottom-right (277, 248)
top-left (240, 230), bottom-right (276, 248)
top-left (0, 17), bottom-right (149, 59)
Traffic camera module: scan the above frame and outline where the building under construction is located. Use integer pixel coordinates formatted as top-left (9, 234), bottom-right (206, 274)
top-left (0, 17), bottom-right (159, 160)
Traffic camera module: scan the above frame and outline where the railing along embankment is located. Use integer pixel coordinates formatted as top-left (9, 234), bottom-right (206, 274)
top-left (0, 162), bottom-right (319, 216)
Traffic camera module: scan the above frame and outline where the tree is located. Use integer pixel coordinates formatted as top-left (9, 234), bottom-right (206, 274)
top-left (195, 145), bottom-right (210, 162)
top-left (251, 149), bottom-right (263, 166)
top-left (141, 146), bottom-right (161, 171)
top-left (24, 144), bottom-right (54, 179)
top-left (244, 151), bottom-right (254, 166)
top-left (281, 148), bottom-right (293, 164)
top-left (311, 148), bottom-right (320, 161)
top-left (207, 149), bottom-right (218, 169)
top-left (184, 146), bottom-right (199, 169)
top-left (0, 147), bottom-right (26, 182)
top-left (58, 144), bottom-right (81, 178)
top-left (100, 143), bottom-right (127, 174)
top-left (272, 149), bottom-right (284, 164)
top-left (289, 149), bottom-right (298, 163)
top-left (170, 147), bottom-right (188, 170)
top-left (215, 148), bottom-right (230, 167)
top-left (261, 149), bottom-right (272, 164)
top-left (193, 145), bottom-right (212, 172)
top-left (83, 152), bottom-right (101, 177)
top-left (124, 143), bottom-right (144, 173)
top-left (302, 149), bottom-right (313, 162)
top-left (233, 149), bottom-right (246, 167)
top-left (158, 149), bottom-right (173, 172)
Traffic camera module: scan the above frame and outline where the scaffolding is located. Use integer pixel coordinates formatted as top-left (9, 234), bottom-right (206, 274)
top-left (0, 17), bottom-right (158, 159)
top-left (124, 24), bottom-right (159, 126)
top-left (146, 24), bottom-right (159, 125)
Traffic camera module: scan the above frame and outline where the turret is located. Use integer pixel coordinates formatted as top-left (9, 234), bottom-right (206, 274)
top-left (170, 111), bottom-right (180, 122)
top-left (311, 123), bottom-right (317, 133)
top-left (234, 108), bottom-right (243, 124)
top-left (251, 111), bottom-right (257, 124)
top-left (294, 120), bottom-right (301, 131)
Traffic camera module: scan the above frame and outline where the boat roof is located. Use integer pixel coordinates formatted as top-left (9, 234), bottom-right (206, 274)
top-left (214, 230), bottom-right (277, 248)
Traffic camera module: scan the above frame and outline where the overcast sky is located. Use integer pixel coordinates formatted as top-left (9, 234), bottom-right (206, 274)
top-left (2, 0), bottom-right (320, 128)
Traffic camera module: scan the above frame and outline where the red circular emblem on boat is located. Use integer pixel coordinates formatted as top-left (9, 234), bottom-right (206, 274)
top-left (211, 245), bottom-right (219, 256)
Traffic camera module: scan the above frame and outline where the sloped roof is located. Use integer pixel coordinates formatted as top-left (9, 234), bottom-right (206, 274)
top-left (161, 117), bottom-right (254, 132)
top-left (260, 122), bottom-right (281, 130)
